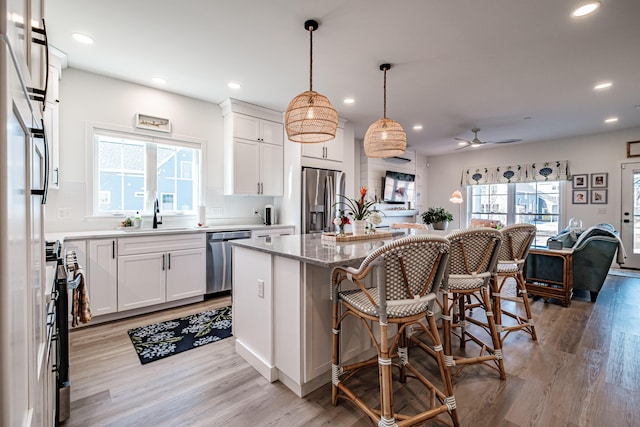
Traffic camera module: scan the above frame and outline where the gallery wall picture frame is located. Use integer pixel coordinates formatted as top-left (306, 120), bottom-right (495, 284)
top-left (591, 189), bottom-right (608, 204)
top-left (591, 172), bottom-right (608, 188)
top-left (627, 140), bottom-right (640, 158)
top-left (572, 190), bottom-right (588, 204)
top-left (572, 174), bottom-right (588, 189)
top-left (135, 113), bottom-right (171, 133)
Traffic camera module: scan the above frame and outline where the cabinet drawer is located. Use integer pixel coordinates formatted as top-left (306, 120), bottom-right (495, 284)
top-left (118, 233), bottom-right (205, 256)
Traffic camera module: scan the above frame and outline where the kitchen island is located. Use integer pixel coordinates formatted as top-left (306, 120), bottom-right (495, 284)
top-left (231, 232), bottom-right (404, 397)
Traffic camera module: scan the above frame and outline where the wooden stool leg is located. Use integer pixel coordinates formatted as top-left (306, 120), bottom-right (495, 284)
top-left (481, 286), bottom-right (506, 380)
top-left (331, 300), bottom-right (340, 406)
top-left (516, 272), bottom-right (537, 341)
top-left (378, 321), bottom-right (394, 424)
top-left (492, 275), bottom-right (504, 335)
top-left (425, 310), bottom-right (460, 427)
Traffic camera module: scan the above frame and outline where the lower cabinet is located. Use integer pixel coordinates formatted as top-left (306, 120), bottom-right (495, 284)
top-left (117, 233), bottom-right (206, 312)
top-left (88, 239), bottom-right (118, 315)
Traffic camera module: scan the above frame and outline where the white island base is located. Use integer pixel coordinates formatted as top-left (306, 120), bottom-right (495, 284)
top-left (232, 243), bottom-right (375, 397)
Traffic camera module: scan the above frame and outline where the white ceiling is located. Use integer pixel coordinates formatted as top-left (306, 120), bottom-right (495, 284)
top-left (45, 0), bottom-right (640, 156)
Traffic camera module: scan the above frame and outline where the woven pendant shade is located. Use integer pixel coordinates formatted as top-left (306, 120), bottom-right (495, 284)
top-left (285, 20), bottom-right (338, 144)
top-left (364, 63), bottom-right (406, 158)
top-left (285, 90), bottom-right (339, 143)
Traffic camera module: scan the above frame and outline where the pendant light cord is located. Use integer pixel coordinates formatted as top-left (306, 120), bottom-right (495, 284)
top-left (309, 26), bottom-right (313, 92)
top-left (383, 68), bottom-right (387, 118)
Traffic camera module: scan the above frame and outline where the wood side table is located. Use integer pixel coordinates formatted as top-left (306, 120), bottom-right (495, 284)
top-left (525, 247), bottom-right (574, 307)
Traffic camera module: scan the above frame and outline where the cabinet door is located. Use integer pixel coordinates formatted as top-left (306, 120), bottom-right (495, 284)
top-left (233, 139), bottom-right (260, 194)
top-left (324, 127), bottom-right (344, 162)
top-left (166, 248), bottom-right (206, 301)
top-left (233, 114), bottom-right (260, 141)
top-left (117, 253), bottom-right (166, 311)
top-left (88, 239), bottom-right (118, 315)
top-left (260, 120), bottom-right (284, 146)
top-left (301, 142), bottom-right (325, 160)
top-left (260, 143), bottom-right (283, 196)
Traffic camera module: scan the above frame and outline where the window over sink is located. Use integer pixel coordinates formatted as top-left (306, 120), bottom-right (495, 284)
top-left (90, 125), bottom-right (202, 216)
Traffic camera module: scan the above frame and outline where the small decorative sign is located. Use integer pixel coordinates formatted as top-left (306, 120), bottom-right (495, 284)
top-left (135, 113), bottom-right (171, 133)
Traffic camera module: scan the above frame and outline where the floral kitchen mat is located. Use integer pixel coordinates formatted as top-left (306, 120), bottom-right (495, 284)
top-left (127, 306), bottom-right (232, 364)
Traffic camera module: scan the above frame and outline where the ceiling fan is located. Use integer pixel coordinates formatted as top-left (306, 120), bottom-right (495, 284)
top-left (454, 127), bottom-right (522, 150)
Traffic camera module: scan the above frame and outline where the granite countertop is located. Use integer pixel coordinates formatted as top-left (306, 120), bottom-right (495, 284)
top-left (231, 232), bottom-right (406, 269)
top-left (47, 224), bottom-right (295, 243)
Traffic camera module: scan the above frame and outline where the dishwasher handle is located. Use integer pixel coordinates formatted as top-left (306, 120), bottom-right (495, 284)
top-left (207, 231), bottom-right (251, 241)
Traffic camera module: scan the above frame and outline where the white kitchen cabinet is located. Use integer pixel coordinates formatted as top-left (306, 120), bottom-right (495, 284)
top-left (117, 233), bottom-right (206, 311)
top-left (166, 248), bottom-right (206, 301)
top-left (118, 252), bottom-right (166, 311)
top-left (301, 127), bottom-right (344, 163)
top-left (88, 239), bottom-right (118, 315)
top-left (221, 99), bottom-right (284, 196)
top-left (233, 113), bottom-right (283, 146)
top-left (44, 57), bottom-right (61, 189)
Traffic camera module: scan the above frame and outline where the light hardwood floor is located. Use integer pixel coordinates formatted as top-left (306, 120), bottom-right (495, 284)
top-left (63, 275), bottom-right (640, 426)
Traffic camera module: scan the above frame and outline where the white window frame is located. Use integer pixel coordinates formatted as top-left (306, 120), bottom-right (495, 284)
top-left (86, 121), bottom-right (205, 217)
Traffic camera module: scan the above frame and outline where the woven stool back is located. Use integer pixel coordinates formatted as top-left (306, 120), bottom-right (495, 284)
top-left (445, 227), bottom-right (502, 276)
top-left (359, 234), bottom-right (449, 300)
top-left (498, 224), bottom-right (536, 264)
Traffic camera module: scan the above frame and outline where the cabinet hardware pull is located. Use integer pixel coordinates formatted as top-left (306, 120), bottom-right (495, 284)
top-left (54, 168), bottom-right (59, 186)
top-left (27, 18), bottom-right (49, 107)
top-left (168, 253), bottom-right (171, 269)
top-left (112, 241), bottom-right (115, 259)
top-left (162, 254), bottom-right (165, 270)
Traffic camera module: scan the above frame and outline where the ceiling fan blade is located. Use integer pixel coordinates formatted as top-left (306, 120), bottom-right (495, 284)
top-left (484, 138), bottom-right (523, 144)
top-left (454, 144), bottom-right (471, 151)
top-left (454, 137), bottom-right (471, 143)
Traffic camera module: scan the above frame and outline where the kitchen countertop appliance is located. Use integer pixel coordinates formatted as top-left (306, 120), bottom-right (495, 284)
top-left (302, 167), bottom-right (346, 234)
top-left (206, 230), bottom-right (252, 296)
top-left (264, 204), bottom-right (275, 225)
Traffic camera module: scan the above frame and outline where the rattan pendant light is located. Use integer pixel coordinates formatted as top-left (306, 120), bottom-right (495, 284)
top-left (364, 63), bottom-right (407, 158)
top-left (285, 19), bottom-right (338, 144)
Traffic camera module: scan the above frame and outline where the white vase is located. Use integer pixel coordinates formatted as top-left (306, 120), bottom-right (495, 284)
top-left (352, 220), bottom-right (367, 235)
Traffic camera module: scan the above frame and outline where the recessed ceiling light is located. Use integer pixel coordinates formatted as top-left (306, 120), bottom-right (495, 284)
top-left (572, 2), bottom-right (600, 17)
top-left (343, 98), bottom-right (355, 104)
top-left (72, 32), bottom-right (94, 44)
top-left (227, 82), bottom-right (241, 89)
top-left (594, 82), bottom-right (612, 90)
top-left (604, 117), bottom-right (619, 123)
top-left (413, 125), bottom-right (423, 131)
top-left (458, 141), bottom-right (467, 146)
top-left (151, 77), bottom-right (167, 85)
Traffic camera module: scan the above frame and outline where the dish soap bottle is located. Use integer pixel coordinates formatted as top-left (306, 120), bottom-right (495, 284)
top-left (134, 211), bottom-right (142, 228)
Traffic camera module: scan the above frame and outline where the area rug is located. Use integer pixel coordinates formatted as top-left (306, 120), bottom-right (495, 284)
top-left (127, 306), bottom-right (232, 364)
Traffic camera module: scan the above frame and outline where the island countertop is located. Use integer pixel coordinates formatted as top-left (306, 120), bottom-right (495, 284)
top-left (231, 232), bottom-right (407, 268)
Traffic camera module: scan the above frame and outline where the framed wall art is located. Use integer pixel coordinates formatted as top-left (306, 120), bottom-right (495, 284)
top-left (135, 113), bottom-right (171, 133)
top-left (572, 190), bottom-right (588, 204)
top-left (572, 174), bottom-right (588, 189)
top-left (627, 140), bottom-right (640, 158)
top-left (591, 189), bottom-right (608, 204)
top-left (591, 172), bottom-right (607, 188)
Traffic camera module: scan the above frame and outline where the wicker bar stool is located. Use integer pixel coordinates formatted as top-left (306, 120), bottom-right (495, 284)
top-left (331, 235), bottom-right (459, 427)
top-left (492, 223), bottom-right (538, 343)
top-left (425, 228), bottom-right (506, 381)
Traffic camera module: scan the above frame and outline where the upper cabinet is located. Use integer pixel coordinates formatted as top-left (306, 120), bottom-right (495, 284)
top-left (220, 99), bottom-right (284, 196)
top-left (43, 53), bottom-right (62, 189)
top-left (301, 127), bottom-right (344, 163)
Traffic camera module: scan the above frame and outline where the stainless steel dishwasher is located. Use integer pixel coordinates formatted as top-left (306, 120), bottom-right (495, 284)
top-left (206, 230), bottom-right (252, 296)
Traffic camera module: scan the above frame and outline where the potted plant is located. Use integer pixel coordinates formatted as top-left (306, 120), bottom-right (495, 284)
top-left (336, 187), bottom-right (378, 235)
top-left (421, 207), bottom-right (453, 230)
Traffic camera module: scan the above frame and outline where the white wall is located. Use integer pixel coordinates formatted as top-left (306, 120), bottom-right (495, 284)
top-left (426, 127), bottom-right (640, 230)
top-left (46, 69), bottom-right (274, 232)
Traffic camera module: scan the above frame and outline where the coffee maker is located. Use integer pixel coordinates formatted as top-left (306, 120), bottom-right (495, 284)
top-left (264, 204), bottom-right (275, 225)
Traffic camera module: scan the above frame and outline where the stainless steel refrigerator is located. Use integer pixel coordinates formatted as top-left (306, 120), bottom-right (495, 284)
top-left (302, 167), bottom-right (346, 234)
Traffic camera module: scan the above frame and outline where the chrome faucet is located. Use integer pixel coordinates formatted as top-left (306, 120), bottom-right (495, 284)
top-left (153, 198), bottom-right (162, 228)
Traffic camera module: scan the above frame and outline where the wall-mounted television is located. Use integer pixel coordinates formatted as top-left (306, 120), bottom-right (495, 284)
top-left (382, 171), bottom-right (415, 204)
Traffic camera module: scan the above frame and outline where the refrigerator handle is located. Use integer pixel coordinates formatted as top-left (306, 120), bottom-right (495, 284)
top-left (325, 175), bottom-right (335, 232)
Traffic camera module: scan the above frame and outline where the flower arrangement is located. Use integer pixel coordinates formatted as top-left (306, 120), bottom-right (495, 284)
top-left (340, 187), bottom-right (377, 221)
top-left (333, 211), bottom-right (351, 235)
